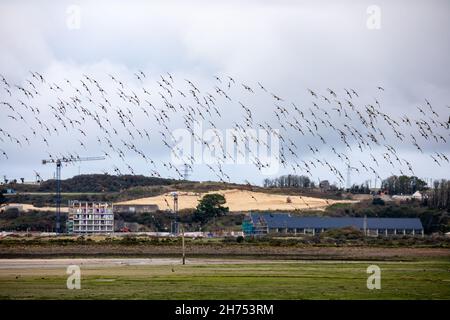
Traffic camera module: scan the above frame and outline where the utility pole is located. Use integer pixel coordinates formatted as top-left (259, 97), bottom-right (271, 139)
top-left (182, 163), bottom-right (192, 181)
top-left (56, 160), bottom-right (61, 233)
top-left (171, 191), bottom-right (185, 264)
top-left (346, 165), bottom-right (358, 190)
top-left (171, 192), bottom-right (179, 234)
top-left (363, 215), bottom-right (367, 236)
top-left (181, 224), bottom-right (186, 265)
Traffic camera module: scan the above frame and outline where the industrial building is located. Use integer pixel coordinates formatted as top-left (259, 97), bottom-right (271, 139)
top-left (113, 204), bottom-right (159, 214)
top-left (67, 201), bottom-right (114, 234)
top-left (243, 213), bottom-right (424, 237)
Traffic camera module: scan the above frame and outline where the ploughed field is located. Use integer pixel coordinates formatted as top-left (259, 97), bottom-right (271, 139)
top-left (115, 188), bottom-right (355, 211)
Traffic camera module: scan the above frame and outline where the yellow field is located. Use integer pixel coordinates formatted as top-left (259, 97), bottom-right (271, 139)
top-left (115, 188), bottom-right (355, 211)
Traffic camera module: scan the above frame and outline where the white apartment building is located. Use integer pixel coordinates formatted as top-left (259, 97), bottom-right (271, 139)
top-left (68, 201), bottom-right (114, 234)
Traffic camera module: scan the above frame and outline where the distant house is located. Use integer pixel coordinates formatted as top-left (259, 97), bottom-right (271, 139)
top-left (114, 204), bottom-right (159, 214)
top-left (319, 180), bottom-right (331, 191)
top-left (392, 191), bottom-right (424, 201)
top-left (412, 191), bottom-right (423, 200)
top-left (243, 213), bottom-right (424, 237)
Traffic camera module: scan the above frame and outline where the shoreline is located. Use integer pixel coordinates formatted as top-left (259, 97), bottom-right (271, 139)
top-left (1, 244), bottom-right (448, 260)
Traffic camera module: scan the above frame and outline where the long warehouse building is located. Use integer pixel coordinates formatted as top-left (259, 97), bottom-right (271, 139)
top-left (243, 213), bottom-right (424, 237)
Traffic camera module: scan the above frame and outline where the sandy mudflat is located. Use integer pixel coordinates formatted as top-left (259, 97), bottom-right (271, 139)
top-left (0, 258), bottom-right (305, 269)
top-left (0, 246), bottom-right (449, 261)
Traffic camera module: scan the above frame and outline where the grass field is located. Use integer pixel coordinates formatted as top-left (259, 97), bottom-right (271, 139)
top-left (0, 258), bottom-right (449, 299)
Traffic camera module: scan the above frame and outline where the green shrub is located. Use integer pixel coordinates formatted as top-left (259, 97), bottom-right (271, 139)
top-left (321, 227), bottom-right (365, 240)
top-left (372, 197), bottom-right (385, 205)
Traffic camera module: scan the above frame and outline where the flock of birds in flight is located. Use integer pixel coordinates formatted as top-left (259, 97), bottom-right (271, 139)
top-left (0, 70), bottom-right (449, 187)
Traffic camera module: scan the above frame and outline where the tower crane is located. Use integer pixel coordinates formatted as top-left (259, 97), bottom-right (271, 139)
top-left (41, 156), bottom-right (105, 233)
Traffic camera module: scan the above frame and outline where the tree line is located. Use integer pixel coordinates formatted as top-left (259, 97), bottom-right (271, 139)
top-left (381, 175), bottom-right (427, 195)
top-left (4, 174), bottom-right (177, 193)
top-left (348, 183), bottom-right (370, 194)
top-left (263, 175), bottom-right (316, 188)
top-left (426, 179), bottom-right (450, 210)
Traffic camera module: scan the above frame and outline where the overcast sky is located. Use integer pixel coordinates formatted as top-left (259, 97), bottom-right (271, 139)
top-left (0, 0), bottom-right (449, 186)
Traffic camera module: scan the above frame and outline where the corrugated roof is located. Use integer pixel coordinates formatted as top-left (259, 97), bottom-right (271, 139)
top-left (250, 213), bottom-right (423, 230)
